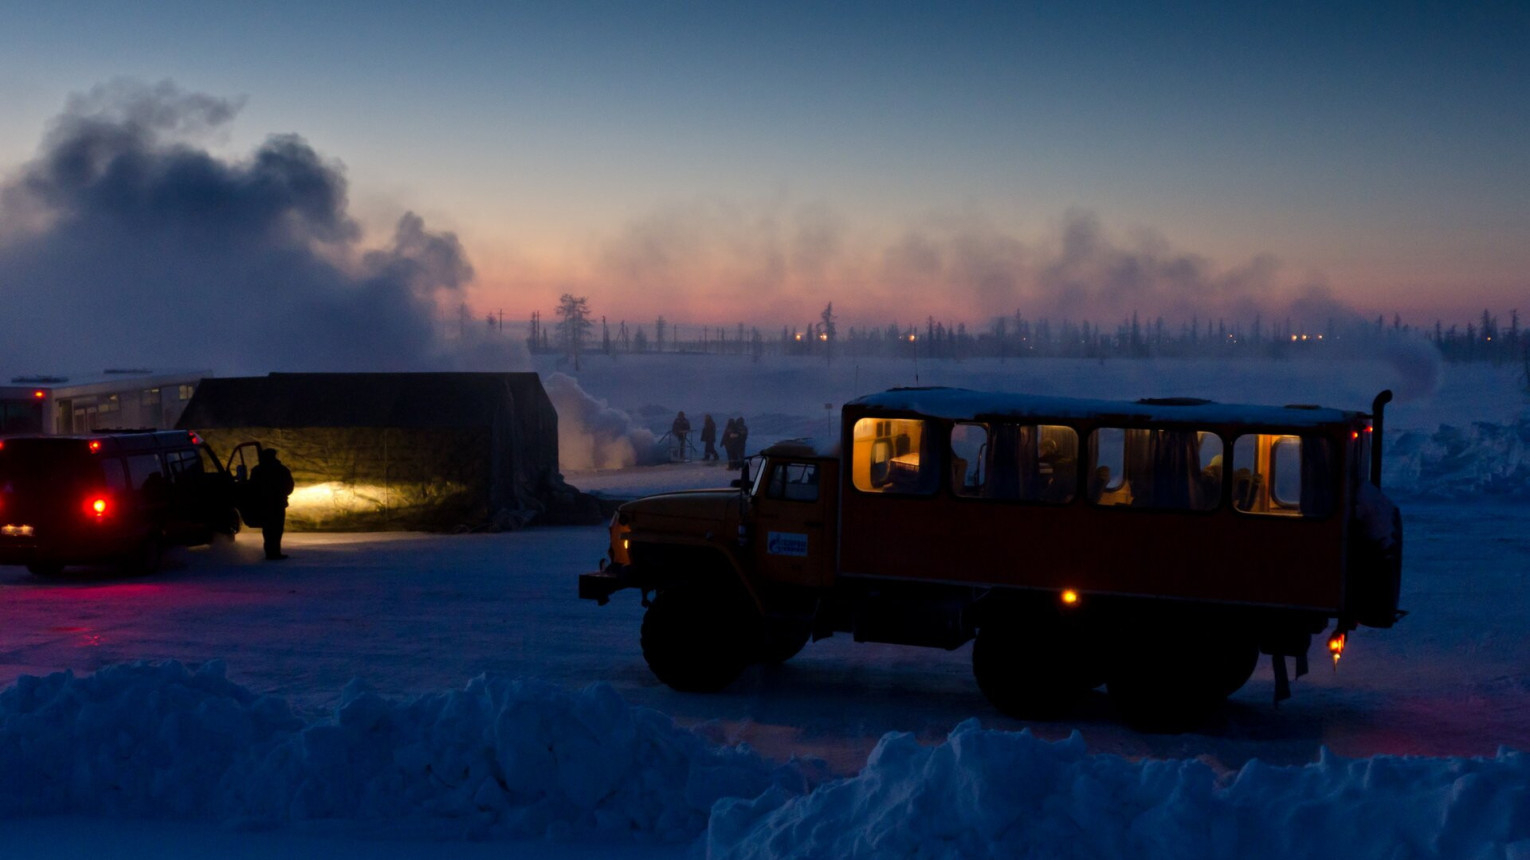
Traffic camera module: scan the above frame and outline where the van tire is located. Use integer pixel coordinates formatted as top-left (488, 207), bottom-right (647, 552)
top-left (641, 584), bottom-right (758, 692)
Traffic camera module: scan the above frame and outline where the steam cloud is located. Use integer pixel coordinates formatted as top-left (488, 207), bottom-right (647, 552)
top-left (0, 79), bottom-right (518, 374)
top-left (543, 372), bottom-right (658, 471)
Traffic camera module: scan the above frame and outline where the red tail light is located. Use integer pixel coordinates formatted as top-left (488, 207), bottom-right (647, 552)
top-left (85, 495), bottom-right (110, 519)
top-left (88, 440), bottom-right (102, 453)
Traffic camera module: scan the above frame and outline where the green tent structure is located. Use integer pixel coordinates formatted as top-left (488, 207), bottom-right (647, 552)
top-left (177, 372), bottom-right (593, 531)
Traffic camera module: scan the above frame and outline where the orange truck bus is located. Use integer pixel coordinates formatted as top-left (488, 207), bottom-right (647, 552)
top-left (580, 388), bottom-right (1404, 729)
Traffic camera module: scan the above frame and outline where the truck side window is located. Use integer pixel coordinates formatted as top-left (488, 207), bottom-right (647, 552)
top-left (766, 462), bottom-right (819, 502)
top-left (950, 423), bottom-right (988, 497)
top-left (954, 423), bottom-right (1078, 503)
top-left (852, 418), bottom-right (937, 495)
top-left (1232, 434), bottom-right (1333, 517)
top-left (1088, 428), bottom-right (1221, 510)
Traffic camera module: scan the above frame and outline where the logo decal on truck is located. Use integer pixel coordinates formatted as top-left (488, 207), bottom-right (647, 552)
top-left (767, 531), bottom-right (809, 557)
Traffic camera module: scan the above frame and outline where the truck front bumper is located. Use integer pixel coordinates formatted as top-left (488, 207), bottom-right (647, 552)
top-left (579, 562), bottom-right (639, 605)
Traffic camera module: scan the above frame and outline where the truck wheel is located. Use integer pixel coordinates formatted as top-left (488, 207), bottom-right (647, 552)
top-left (760, 622), bottom-right (811, 664)
top-left (972, 616), bottom-right (1103, 719)
top-left (641, 584), bottom-right (760, 692)
top-left (1105, 630), bottom-right (1250, 732)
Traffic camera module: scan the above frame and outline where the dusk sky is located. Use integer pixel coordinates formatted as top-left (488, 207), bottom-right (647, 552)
top-left (1, 0), bottom-right (1526, 340)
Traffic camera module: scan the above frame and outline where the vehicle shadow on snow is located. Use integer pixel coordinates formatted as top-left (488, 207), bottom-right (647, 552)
top-left (627, 651), bottom-right (1389, 773)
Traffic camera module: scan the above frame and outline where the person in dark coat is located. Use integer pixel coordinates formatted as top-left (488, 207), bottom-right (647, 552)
top-left (249, 447), bottom-right (295, 560)
top-left (701, 414), bottom-right (719, 462)
top-left (734, 417), bottom-right (749, 467)
top-left (671, 411), bottom-right (691, 460)
top-left (722, 417), bottom-right (740, 469)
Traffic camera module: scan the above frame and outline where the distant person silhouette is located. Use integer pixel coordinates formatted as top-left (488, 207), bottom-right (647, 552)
top-left (701, 414), bottom-right (719, 462)
top-left (249, 447), bottom-right (294, 560)
top-left (671, 411), bottom-right (691, 461)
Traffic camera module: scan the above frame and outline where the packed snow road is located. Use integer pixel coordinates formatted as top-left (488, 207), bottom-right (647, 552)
top-left (2, 498), bottom-right (1526, 773)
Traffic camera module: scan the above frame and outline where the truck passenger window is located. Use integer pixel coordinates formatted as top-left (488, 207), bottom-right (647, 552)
top-left (950, 423), bottom-right (988, 497)
top-left (1089, 428), bottom-right (1221, 510)
top-left (953, 423), bottom-right (1077, 503)
top-left (1231, 434), bottom-right (1333, 517)
top-left (852, 418), bottom-right (937, 495)
top-left (766, 462), bottom-right (820, 502)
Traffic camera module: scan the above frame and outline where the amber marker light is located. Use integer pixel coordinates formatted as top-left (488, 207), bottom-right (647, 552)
top-left (33, 390), bottom-right (45, 399)
top-left (1328, 632), bottom-right (1347, 667)
top-left (1060, 589), bottom-right (1080, 606)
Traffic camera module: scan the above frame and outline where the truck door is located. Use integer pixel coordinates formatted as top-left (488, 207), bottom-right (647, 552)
top-left (751, 458), bottom-right (836, 588)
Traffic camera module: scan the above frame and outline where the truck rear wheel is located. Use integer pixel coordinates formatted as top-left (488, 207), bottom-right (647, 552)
top-left (1105, 629), bottom-right (1255, 732)
top-left (972, 613), bottom-right (1103, 719)
top-left (640, 583), bottom-right (760, 692)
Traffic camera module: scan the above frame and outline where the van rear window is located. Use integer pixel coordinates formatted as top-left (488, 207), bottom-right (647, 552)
top-left (0, 441), bottom-right (100, 492)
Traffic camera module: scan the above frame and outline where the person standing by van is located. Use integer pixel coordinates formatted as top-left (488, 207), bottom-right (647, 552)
top-left (250, 448), bottom-right (294, 560)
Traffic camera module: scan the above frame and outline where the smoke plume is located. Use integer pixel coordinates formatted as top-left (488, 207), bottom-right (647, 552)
top-left (543, 372), bottom-right (659, 471)
top-left (0, 79), bottom-right (512, 374)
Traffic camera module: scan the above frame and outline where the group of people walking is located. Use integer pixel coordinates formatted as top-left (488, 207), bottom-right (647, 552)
top-left (672, 412), bottom-right (749, 468)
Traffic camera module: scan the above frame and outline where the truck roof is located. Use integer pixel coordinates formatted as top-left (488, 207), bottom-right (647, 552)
top-left (846, 387), bottom-right (1364, 429)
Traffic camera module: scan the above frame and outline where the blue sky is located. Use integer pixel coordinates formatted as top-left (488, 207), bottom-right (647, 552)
top-left (1, 1), bottom-right (1525, 328)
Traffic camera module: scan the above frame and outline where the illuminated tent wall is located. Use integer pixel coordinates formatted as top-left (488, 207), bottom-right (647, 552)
top-left (177, 372), bottom-right (580, 531)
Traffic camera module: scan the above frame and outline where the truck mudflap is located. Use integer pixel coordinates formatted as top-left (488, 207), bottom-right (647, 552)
top-left (579, 562), bottom-right (639, 605)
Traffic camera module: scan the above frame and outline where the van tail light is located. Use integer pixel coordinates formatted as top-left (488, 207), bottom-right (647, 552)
top-left (84, 494), bottom-right (110, 519)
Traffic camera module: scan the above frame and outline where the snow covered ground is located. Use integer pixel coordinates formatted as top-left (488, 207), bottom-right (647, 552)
top-left (4, 352), bottom-right (1530, 858)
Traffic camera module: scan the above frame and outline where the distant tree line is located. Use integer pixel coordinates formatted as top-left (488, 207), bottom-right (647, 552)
top-left (517, 300), bottom-right (1526, 368)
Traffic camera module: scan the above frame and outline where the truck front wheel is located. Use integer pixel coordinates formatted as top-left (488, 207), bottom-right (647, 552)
top-left (640, 584), bottom-right (760, 692)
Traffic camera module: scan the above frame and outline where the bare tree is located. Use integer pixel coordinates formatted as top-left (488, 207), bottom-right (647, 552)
top-left (820, 302), bottom-right (837, 365)
top-left (556, 294), bottom-right (592, 370)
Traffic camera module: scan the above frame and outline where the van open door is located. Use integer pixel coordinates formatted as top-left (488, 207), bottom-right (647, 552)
top-left (224, 441), bottom-right (265, 528)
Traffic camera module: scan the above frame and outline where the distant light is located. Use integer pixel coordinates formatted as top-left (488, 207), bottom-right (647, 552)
top-left (1060, 589), bottom-right (1079, 606)
top-left (794, 333), bottom-right (803, 341)
top-left (907, 334), bottom-right (917, 342)
top-left (32, 390), bottom-right (45, 399)
top-left (819, 333), bottom-right (828, 341)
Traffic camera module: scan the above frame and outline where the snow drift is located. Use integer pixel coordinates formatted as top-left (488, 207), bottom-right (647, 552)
top-left (0, 662), bottom-right (805, 842)
top-left (7, 663), bottom-right (1530, 858)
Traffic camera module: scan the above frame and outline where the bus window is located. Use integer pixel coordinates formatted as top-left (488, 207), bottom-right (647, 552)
top-left (950, 423), bottom-right (988, 497)
top-left (1090, 428), bottom-right (1221, 510)
top-left (1232, 434), bottom-right (1334, 517)
top-left (1036, 425), bottom-right (1078, 503)
top-left (953, 423), bottom-right (1078, 503)
top-left (852, 417), bottom-right (937, 495)
top-left (1088, 428), bottom-right (1131, 506)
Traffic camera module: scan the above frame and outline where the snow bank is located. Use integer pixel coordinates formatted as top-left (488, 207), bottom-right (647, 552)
top-left (9, 664), bottom-right (1530, 858)
top-left (0, 662), bottom-right (802, 842)
top-left (1386, 416), bottom-right (1530, 500)
top-left (710, 720), bottom-right (1530, 860)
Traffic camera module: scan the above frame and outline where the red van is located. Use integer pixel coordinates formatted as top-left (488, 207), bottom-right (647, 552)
top-left (0, 430), bottom-right (243, 576)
